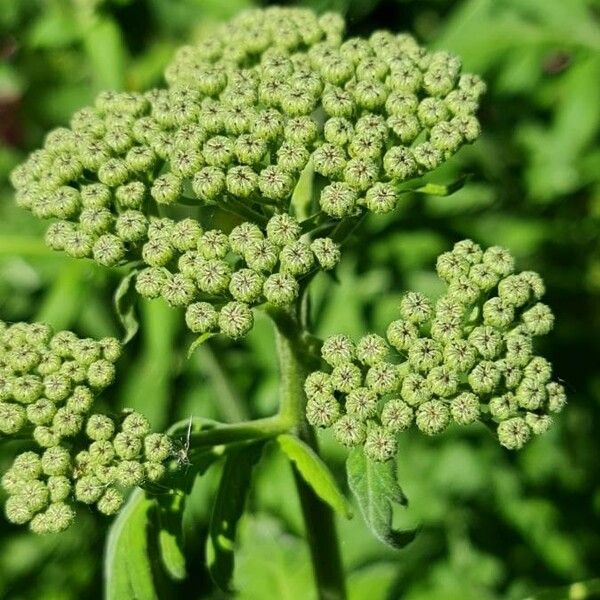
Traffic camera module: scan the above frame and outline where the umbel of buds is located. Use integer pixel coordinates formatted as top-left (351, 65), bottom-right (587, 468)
top-left (9, 6), bottom-right (483, 340)
top-left (305, 240), bottom-right (566, 461)
top-left (0, 320), bottom-right (173, 534)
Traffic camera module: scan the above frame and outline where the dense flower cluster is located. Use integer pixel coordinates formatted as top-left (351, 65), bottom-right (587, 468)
top-left (134, 215), bottom-right (339, 339)
top-left (0, 320), bottom-right (172, 533)
top-left (305, 240), bottom-right (566, 461)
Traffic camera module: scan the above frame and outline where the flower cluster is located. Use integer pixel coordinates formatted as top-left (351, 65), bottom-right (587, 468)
top-left (304, 240), bottom-right (566, 461)
top-left (134, 214), bottom-right (339, 338)
top-left (0, 320), bottom-right (172, 533)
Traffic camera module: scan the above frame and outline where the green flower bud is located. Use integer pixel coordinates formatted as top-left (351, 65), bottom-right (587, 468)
top-left (93, 234), bottom-right (126, 267)
top-left (86, 414), bottom-right (115, 441)
top-left (243, 239), bottom-right (278, 273)
top-left (322, 334), bottom-right (356, 367)
top-left (113, 432), bottom-right (143, 460)
top-left (97, 487), bottom-right (124, 515)
top-left (144, 433), bottom-right (173, 463)
top-left (142, 238), bottom-right (174, 267)
top-left (515, 376), bottom-right (546, 410)
top-left (31, 502), bottom-right (75, 534)
top-left (524, 357), bottom-right (552, 384)
top-left (161, 273), bottom-right (197, 307)
top-left (136, 267), bottom-right (168, 299)
top-left (229, 269), bottom-right (264, 303)
top-left (365, 362), bottom-right (400, 394)
top-left (482, 246), bottom-right (514, 277)
top-left (266, 214), bottom-right (301, 246)
top-left (87, 359), bottom-right (116, 389)
top-left (364, 426), bottom-right (397, 462)
top-left (116, 460), bottom-right (145, 487)
top-left (218, 302), bottom-right (254, 339)
top-left (75, 475), bottom-right (105, 504)
top-left (47, 476), bottom-right (72, 502)
top-left (13, 451), bottom-right (43, 479)
top-left (400, 292), bottom-right (433, 324)
top-left (344, 158), bottom-right (378, 193)
top-left (356, 334), bottom-right (389, 366)
top-left (41, 446), bottom-right (71, 476)
top-left (468, 326), bottom-right (503, 360)
top-left (469, 263), bottom-right (501, 292)
top-left (33, 426), bottom-right (61, 448)
top-left (98, 158), bottom-right (129, 187)
top-left (310, 238), bottom-right (340, 270)
top-left (0, 402), bottom-right (26, 434)
top-left (498, 274), bottom-right (531, 307)
top-left (115, 181), bottom-right (146, 210)
top-left (521, 303), bottom-right (554, 336)
top-left (489, 393), bottom-right (517, 421)
top-left (380, 399), bottom-right (413, 432)
top-left (279, 241), bottom-right (314, 276)
top-left (525, 413), bottom-right (552, 436)
top-left (408, 338), bottom-right (443, 373)
top-left (497, 417), bottom-right (530, 450)
top-left (122, 412), bottom-right (151, 437)
top-left (306, 395), bottom-right (340, 428)
top-left (144, 462), bottom-right (166, 482)
top-left (443, 339), bottom-right (478, 373)
top-left (468, 360), bottom-right (501, 395)
top-left (482, 297), bottom-right (515, 329)
top-left (333, 415), bottom-right (366, 446)
top-left (263, 273), bottom-right (299, 306)
top-left (450, 392), bottom-right (480, 425)
top-left (226, 166), bottom-right (258, 199)
top-left (204, 136), bottom-right (234, 167)
top-left (185, 302), bottom-right (218, 334)
top-left (151, 173), bottom-right (182, 205)
top-left (331, 362), bottom-right (362, 393)
top-left (192, 166), bottom-right (226, 202)
top-left (436, 252), bottom-right (469, 283)
top-left (195, 259), bottom-right (232, 294)
top-left (53, 407), bottom-right (83, 436)
top-left (546, 382), bottom-right (566, 413)
top-left (319, 182), bottom-right (357, 218)
top-left (416, 400), bottom-right (450, 435)
top-left (304, 371), bottom-right (334, 401)
top-left (115, 210), bottom-right (148, 243)
top-left (386, 319), bottom-right (418, 352)
top-left (197, 229), bottom-right (230, 260)
top-left (79, 207), bottom-right (114, 236)
top-left (346, 387), bottom-right (379, 420)
top-left (89, 440), bottom-right (116, 465)
top-left (505, 333), bottom-right (533, 367)
top-left (5, 495), bottom-right (35, 525)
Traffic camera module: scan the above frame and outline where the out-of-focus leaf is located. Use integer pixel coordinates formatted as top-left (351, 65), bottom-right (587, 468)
top-left (155, 492), bottom-right (186, 581)
top-left (206, 441), bottom-right (265, 592)
top-left (277, 434), bottom-right (352, 518)
top-left (187, 332), bottom-right (216, 358)
top-left (291, 159), bottom-right (315, 221)
top-left (114, 268), bottom-right (140, 344)
top-left (347, 447), bottom-right (417, 549)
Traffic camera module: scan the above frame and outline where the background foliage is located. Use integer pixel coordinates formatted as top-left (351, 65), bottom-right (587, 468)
top-left (1, 0), bottom-right (599, 598)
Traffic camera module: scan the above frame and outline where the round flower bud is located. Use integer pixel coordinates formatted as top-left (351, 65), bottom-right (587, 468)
top-left (546, 382), bottom-right (567, 413)
top-left (482, 246), bottom-right (514, 277)
top-left (0, 402), bottom-right (26, 434)
top-left (364, 426), bottom-right (397, 462)
top-left (79, 207), bottom-right (113, 236)
top-left (469, 263), bottom-right (500, 292)
top-left (515, 376), bottom-right (546, 410)
top-left (47, 476), bottom-right (72, 503)
top-left (452, 239), bottom-right (483, 265)
top-left (400, 292), bottom-right (433, 324)
top-left (113, 432), bottom-right (143, 460)
top-left (244, 239), bottom-right (279, 273)
top-left (98, 158), bottom-right (129, 187)
top-left (306, 395), bottom-right (340, 428)
top-left (122, 412), bottom-right (151, 437)
top-left (263, 273), bottom-right (299, 306)
top-left (489, 393), bottom-right (517, 421)
top-left (525, 413), bottom-right (552, 436)
top-left (75, 476), bottom-right (105, 504)
top-left (345, 387), bottom-right (379, 420)
top-left (185, 302), bottom-right (218, 334)
top-left (365, 362), bottom-right (400, 394)
top-left (304, 371), bottom-right (334, 401)
top-left (72, 339), bottom-right (102, 365)
top-left (93, 234), bottom-right (126, 267)
top-left (87, 359), bottom-right (116, 389)
top-left (416, 400), bottom-right (450, 435)
top-left (497, 417), bottom-right (530, 450)
top-left (13, 451), bottom-right (43, 479)
top-left (89, 440), bottom-right (115, 466)
top-left (33, 426), bottom-right (61, 448)
top-left (386, 319), bottom-right (418, 352)
top-left (218, 302), bottom-right (254, 339)
top-left (520, 271), bottom-right (545, 300)
top-left (383, 146), bottom-right (417, 181)
top-left (41, 446), bottom-right (71, 476)
top-left (443, 339), bottom-right (478, 373)
top-left (226, 166), bottom-right (258, 199)
top-left (5, 495), bottom-right (36, 525)
top-left (142, 238), bottom-right (174, 267)
top-left (229, 223), bottom-right (263, 256)
top-left (356, 334), bottom-right (389, 366)
top-left (381, 399), bottom-right (414, 432)
top-left (229, 269), bottom-right (264, 303)
top-left (151, 174), bottom-right (182, 205)
top-left (331, 362), bottom-right (363, 393)
top-left (505, 333), bottom-right (533, 367)
top-left (192, 166), bottom-right (226, 202)
top-left (100, 338), bottom-right (122, 363)
top-left (521, 303), bottom-right (554, 336)
top-left (310, 238), bottom-right (340, 270)
top-left (344, 158), bottom-right (378, 193)
top-left (43, 373), bottom-right (72, 403)
top-left (144, 433), bottom-right (173, 463)
top-left (468, 360), bottom-right (501, 395)
top-left (116, 460), bottom-right (145, 487)
top-left (266, 214), bottom-right (301, 247)
top-left (426, 365), bottom-right (459, 397)
top-left (115, 181), bottom-right (146, 210)
top-left (12, 375), bottom-right (44, 404)
top-left (450, 392), bottom-right (480, 425)
top-left (468, 326), bottom-right (503, 359)
top-left (144, 462), bottom-right (166, 482)
top-left (333, 415), bottom-right (366, 447)
top-left (258, 166), bottom-right (295, 201)
top-left (313, 144), bottom-right (347, 179)
top-left (86, 414), bottom-right (115, 441)
top-left (498, 274), bottom-right (531, 307)
top-left (279, 241), bottom-right (314, 276)
top-left (408, 338), bottom-right (443, 373)
top-left (319, 182), bottom-right (357, 218)
top-left (436, 252), bottom-right (469, 283)
top-left (97, 487), bottom-right (124, 515)
top-left (161, 273), bottom-right (197, 307)
top-left (53, 407), bottom-right (83, 436)
top-left (136, 267), bottom-right (168, 299)
top-left (321, 334), bottom-right (355, 367)
top-left (482, 297), bottom-right (515, 329)
top-left (524, 357), bottom-right (552, 384)
top-left (363, 183), bottom-right (398, 214)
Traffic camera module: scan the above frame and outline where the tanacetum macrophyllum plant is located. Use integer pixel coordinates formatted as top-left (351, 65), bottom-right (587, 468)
top-left (2, 6), bottom-right (566, 599)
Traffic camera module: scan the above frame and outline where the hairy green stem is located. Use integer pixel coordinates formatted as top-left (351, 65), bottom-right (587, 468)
top-left (275, 318), bottom-right (347, 600)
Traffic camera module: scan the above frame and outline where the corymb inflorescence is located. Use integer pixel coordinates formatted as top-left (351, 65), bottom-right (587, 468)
top-left (0, 320), bottom-right (172, 533)
top-left (9, 7), bottom-right (483, 340)
top-left (305, 240), bottom-right (566, 461)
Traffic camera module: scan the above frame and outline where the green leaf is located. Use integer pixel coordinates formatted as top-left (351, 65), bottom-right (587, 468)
top-left (291, 159), bottom-right (315, 221)
top-left (156, 493), bottom-right (186, 581)
top-left (105, 490), bottom-right (160, 600)
top-left (114, 269), bottom-right (140, 344)
top-left (206, 441), bottom-right (265, 593)
top-left (346, 448), bottom-right (417, 549)
top-left (187, 332), bottom-right (216, 359)
top-left (277, 434), bottom-right (352, 519)
top-left (412, 174), bottom-right (470, 196)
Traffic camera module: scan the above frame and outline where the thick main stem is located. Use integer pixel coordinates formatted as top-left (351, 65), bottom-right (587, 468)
top-left (275, 321), bottom-right (347, 600)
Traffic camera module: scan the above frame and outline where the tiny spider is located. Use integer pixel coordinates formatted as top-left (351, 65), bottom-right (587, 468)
top-left (171, 416), bottom-right (193, 471)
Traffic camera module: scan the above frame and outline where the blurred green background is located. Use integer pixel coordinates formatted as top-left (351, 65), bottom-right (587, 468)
top-left (1, 0), bottom-right (599, 598)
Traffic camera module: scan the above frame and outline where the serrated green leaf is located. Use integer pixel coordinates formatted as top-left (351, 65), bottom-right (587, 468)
top-left (347, 448), bottom-right (417, 549)
top-left (105, 490), bottom-right (160, 600)
top-left (277, 434), bottom-right (352, 519)
top-left (187, 332), bottom-right (216, 359)
top-left (114, 269), bottom-right (140, 344)
top-left (206, 442), bottom-right (265, 593)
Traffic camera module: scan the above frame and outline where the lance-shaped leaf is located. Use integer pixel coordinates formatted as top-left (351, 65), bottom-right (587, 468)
top-left (277, 434), bottom-right (352, 519)
top-left (347, 447), bottom-right (417, 549)
top-left (114, 268), bottom-right (141, 344)
top-left (206, 441), bottom-right (265, 592)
